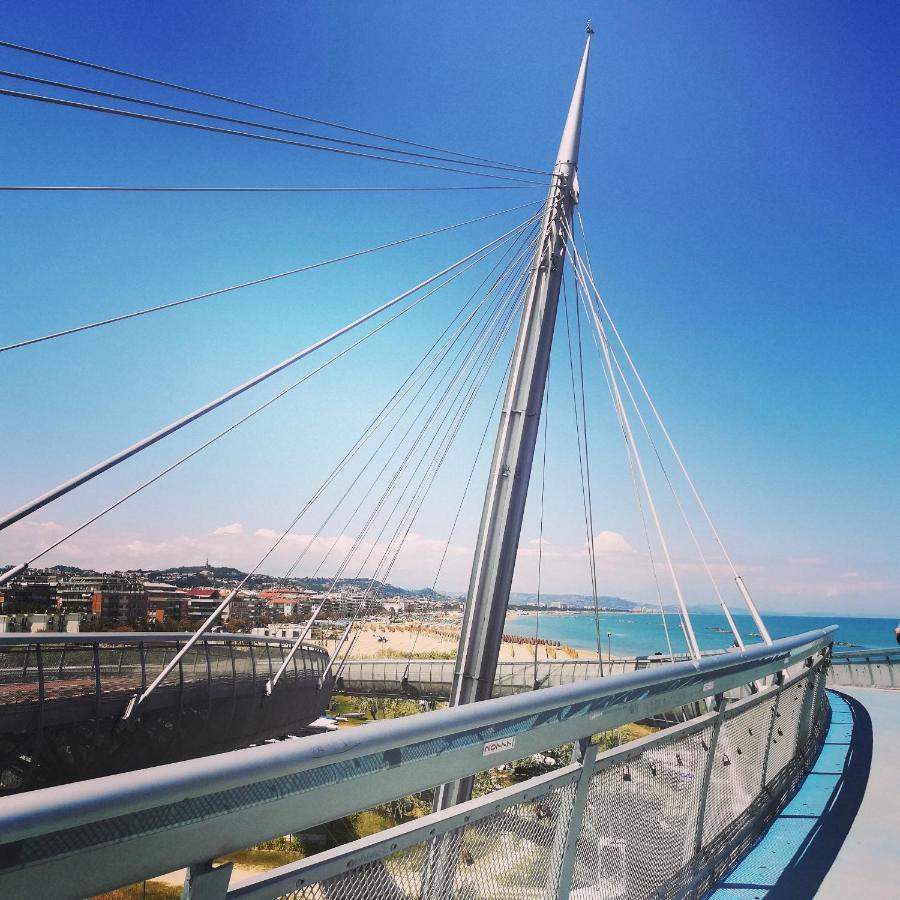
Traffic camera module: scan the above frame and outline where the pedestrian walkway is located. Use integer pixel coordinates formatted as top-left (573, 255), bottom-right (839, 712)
top-left (709, 686), bottom-right (898, 898)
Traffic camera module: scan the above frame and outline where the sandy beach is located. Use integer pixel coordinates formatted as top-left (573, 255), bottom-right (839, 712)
top-left (336, 621), bottom-right (600, 661)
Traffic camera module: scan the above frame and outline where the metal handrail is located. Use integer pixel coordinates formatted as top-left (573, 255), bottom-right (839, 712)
top-left (0, 627), bottom-right (834, 899)
top-left (0, 631), bottom-right (323, 648)
top-left (233, 657), bottom-right (828, 900)
top-left (830, 645), bottom-right (900, 660)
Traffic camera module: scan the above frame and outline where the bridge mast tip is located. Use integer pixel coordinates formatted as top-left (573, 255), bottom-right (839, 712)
top-left (586, 20), bottom-right (594, 35)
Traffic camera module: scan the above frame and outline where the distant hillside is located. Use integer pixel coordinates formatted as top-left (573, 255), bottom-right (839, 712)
top-left (130, 565), bottom-right (253, 588)
top-left (47, 565), bottom-right (95, 575)
top-left (2, 562), bottom-right (451, 599)
top-left (288, 577), bottom-right (450, 599)
top-left (129, 569), bottom-right (451, 598)
top-left (508, 592), bottom-right (643, 610)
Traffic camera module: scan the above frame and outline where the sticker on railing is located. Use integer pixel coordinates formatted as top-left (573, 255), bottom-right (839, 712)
top-left (483, 736), bottom-right (516, 756)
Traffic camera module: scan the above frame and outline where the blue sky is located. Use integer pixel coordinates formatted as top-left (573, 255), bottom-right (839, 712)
top-left (0, 2), bottom-right (897, 617)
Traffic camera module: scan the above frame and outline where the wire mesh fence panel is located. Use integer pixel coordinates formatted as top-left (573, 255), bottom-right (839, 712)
top-left (285, 781), bottom-right (577, 900)
top-left (764, 680), bottom-right (805, 782)
top-left (701, 694), bottom-right (776, 847)
top-left (289, 843), bottom-right (428, 900)
top-left (35, 647), bottom-right (64, 682)
top-left (0, 649), bottom-right (26, 685)
top-left (809, 667), bottom-right (829, 746)
top-left (231, 644), bottom-right (256, 678)
top-left (143, 644), bottom-right (175, 677)
top-left (451, 780), bottom-right (575, 899)
top-left (177, 644), bottom-right (202, 683)
top-left (571, 725), bottom-right (711, 900)
top-left (97, 647), bottom-right (142, 694)
top-left (208, 644), bottom-right (233, 681)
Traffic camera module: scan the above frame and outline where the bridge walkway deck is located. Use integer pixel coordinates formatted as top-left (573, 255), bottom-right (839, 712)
top-left (710, 686), bottom-right (898, 899)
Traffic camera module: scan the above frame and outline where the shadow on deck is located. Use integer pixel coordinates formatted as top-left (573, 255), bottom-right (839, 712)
top-left (710, 689), bottom-right (873, 898)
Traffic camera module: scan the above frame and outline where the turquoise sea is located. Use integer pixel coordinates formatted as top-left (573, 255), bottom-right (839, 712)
top-left (502, 611), bottom-right (898, 658)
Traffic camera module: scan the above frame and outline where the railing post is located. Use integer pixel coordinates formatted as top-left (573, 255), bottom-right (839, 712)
top-left (181, 860), bottom-right (232, 900)
top-left (138, 641), bottom-right (147, 692)
top-left (34, 642), bottom-right (45, 742)
top-left (92, 642), bottom-right (102, 719)
top-left (176, 640), bottom-right (185, 716)
top-left (693, 695), bottom-right (728, 855)
top-left (204, 639), bottom-right (213, 715)
top-left (760, 671), bottom-right (785, 789)
top-left (795, 656), bottom-right (817, 756)
top-left (554, 739), bottom-right (598, 900)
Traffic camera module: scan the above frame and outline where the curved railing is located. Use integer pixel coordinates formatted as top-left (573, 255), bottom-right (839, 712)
top-left (337, 655), bottom-right (698, 700)
top-left (827, 645), bottom-right (899, 689)
top-left (0, 631), bottom-right (328, 705)
top-left (0, 632), bottom-right (331, 792)
top-left (0, 627), bottom-right (834, 899)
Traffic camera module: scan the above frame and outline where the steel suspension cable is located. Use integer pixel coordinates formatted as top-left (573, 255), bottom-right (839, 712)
top-left (350, 315), bottom-right (517, 645)
top-left (574, 212), bottom-right (773, 645)
top-left (327, 281), bottom-right (524, 680)
top-left (567, 244), bottom-right (702, 661)
top-left (345, 270), bottom-right (525, 590)
top-left (349, 232), bottom-right (539, 670)
top-left (566, 240), bottom-right (690, 659)
top-left (124, 232), bottom-right (530, 717)
top-left (351, 302), bottom-right (518, 611)
top-left (400, 352), bottom-right (512, 675)
top-left (569, 250), bottom-right (689, 653)
top-left (282, 247), bottom-right (531, 585)
top-left (570, 271), bottom-right (675, 662)
top-left (0, 88), bottom-right (545, 185)
top-left (532, 366), bottom-right (550, 689)
top-left (0, 215), bottom-right (537, 535)
top-left (0, 201), bottom-right (539, 354)
top-left (561, 278), bottom-right (604, 670)
top-left (265, 246), bottom-right (536, 687)
top-left (272, 273), bottom-right (525, 690)
top-left (0, 233), bottom-right (505, 588)
top-left (0, 69), bottom-right (547, 177)
top-left (308, 264), bottom-right (524, 594)
top-left (280, 228), bottom-right (539, 580)
top-left (0, 184), bottom-right (537, 193)
top-left (0, 39), bottom-right (539, 173)
top-left (607, 345), bottom-right (745, 648)
top-left (320, 285), bottom-right (524, 679)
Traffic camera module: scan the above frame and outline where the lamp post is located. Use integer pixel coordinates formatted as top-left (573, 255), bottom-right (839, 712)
top-left (607, 631), bottom-right (612, 662)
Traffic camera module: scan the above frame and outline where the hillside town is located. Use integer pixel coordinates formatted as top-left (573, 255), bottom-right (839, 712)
top-left (0, 562), bottom-right (461, 633)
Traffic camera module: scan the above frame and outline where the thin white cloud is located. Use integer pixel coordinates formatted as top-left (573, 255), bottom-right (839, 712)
top-left (788, 556), bottom-right (826, 567)
top-left (2, 518), bottom-right (895, 616)
top-left (591, 531), bottom-right (635, 555)
top-left (213, 523), bottom-right (245, 536)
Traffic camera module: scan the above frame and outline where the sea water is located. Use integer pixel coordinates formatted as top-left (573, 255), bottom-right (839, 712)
top-left (502, 611), bottom-right (898, 658)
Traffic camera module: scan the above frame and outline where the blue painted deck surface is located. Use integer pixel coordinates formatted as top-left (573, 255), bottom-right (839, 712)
top-left (709, 687), bottom-right (898, 899)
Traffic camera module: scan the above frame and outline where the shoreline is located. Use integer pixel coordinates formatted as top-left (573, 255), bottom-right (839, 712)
top-left (342, 621), bottom-right (600, 661)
